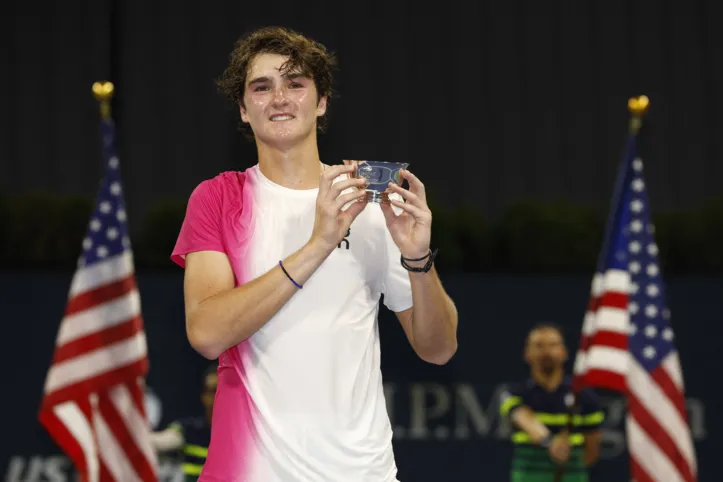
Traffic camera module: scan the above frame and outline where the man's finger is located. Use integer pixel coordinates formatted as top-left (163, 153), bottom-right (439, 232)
top-left (389, 199), bottom-right (431, 224)
top-left (340, 196), bottom-right (368, 226)
top-left (327, 177), bottom-right (367, 202)
top-left (319, 163), bottom-right (356, 198)
top-left (388, 182), bottom-right (423, 207)
top-left (400, 169), bottom-right (427, 203)
top-left (380, 201), bottom-right (398, 228)
top-left (333, 189), bottom-right (367, 211)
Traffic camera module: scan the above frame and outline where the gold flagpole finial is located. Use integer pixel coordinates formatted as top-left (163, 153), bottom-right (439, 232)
top-left (628, 95), bottom-right (649, 135)
top-left (92, 81), bottom-right (115, 120)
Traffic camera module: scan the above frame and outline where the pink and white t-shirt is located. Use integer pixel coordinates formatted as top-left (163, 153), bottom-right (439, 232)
top-left (171, 165), bottom-right (413, 482)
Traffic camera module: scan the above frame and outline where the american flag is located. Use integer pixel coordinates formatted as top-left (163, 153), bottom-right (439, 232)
top-left (38, 116), bottom-right (158, 482)
top-left (572, 134), bottom-right (698, 482)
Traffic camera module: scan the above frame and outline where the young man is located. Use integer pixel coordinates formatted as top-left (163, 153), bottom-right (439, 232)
top-left (500, 324), bottom-right (605, 482)
top-left (150, 364), bottom-right (218, 481)
top-left (171, 26), bottom-right (458, 482)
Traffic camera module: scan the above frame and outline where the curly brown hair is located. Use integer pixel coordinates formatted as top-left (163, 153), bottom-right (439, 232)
top-left (216, 26), bottom-right (337, 139)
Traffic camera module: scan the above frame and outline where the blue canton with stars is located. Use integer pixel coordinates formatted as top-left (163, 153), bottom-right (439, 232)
top-left (600, 135), bottom-right (676, 374)
top-left (79, 119), bottom-right (131, 268)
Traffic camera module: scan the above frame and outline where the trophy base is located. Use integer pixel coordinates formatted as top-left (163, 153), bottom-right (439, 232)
top-left (361, 190), bottom-right (391, 203)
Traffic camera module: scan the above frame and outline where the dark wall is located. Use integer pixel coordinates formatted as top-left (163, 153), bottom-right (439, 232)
top-left (2, 273), bottom-right (719, 481)
top-left (2, 0), bottom-right (722, 224)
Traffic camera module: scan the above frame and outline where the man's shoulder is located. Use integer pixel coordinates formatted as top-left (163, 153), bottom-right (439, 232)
top-left (499, 381), bottom-right (528, 402)
top-left (185, 168), bottom-right (255, 211)
top-left (194, 169), bottom-right (250, 194)
top-left (505, 379), bottom-right (533, 394)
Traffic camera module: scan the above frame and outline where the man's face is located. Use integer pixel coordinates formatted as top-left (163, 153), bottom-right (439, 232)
top-left (240, 53), bottom-right (327, 147)
top-left (201, 373), bottom-right (218, 414)
top-left (525, 328), bottom-right (567, 374)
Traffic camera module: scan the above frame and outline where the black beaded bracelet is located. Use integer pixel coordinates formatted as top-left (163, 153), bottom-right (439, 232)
top-left (400, 248), bottom-right (438, 273)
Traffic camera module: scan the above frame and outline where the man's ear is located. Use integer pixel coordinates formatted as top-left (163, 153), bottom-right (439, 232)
top-left (316, 95), bottom-right (328, 117)
top-left (240, 103), bottom-right (249, 123)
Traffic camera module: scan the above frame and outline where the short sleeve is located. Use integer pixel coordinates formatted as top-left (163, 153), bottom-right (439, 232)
top-left (499, 383), bottom-right (525, 417)
top-left (171, 179), bottom-right (224, 268)
top-left (577, 388), bottom-right (605, 431)
top-left (381, 208), bottom-right (413, 313)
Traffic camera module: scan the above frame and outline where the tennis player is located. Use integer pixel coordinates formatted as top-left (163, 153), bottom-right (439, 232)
top-left (171, 26), bottom-right (458, 482)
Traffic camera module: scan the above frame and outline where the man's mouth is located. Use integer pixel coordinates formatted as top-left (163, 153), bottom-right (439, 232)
top-left (270, 114), bottom-right (295, 122)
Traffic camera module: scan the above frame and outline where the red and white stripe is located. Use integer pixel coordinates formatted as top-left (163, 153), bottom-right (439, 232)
top-left (39, 251), bottom-right (157, 482)
top-left (573, 269), bottom-right (630, 392)
top-left (573, 268), bottom-right (697, 481)
top-left (627, 353), bottom-right (697, 482)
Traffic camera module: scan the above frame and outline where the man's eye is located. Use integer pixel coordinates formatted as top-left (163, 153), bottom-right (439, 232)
top-left (290, 82), bottom-right (303, 88)
top-left (254, 86), bottom-right (269, 92)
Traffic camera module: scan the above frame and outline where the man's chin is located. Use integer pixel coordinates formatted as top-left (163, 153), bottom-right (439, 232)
top-left (259, 127), bottom-right (309, 147)
top-left (539, 363), bottom-right (559, 374)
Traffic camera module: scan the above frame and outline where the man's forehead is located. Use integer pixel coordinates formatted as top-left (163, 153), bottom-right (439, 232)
top-left (528, 328), bottom-right (563, 342)
top-left (248, 55), bottom-right (304, 78)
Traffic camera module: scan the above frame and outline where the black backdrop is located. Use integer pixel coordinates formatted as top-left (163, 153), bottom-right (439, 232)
top-left (2, 0), bottom-right (722, 224)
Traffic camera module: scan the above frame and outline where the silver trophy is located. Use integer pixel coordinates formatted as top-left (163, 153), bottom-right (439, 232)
top-left (353, 160), bottom-right (409, 203)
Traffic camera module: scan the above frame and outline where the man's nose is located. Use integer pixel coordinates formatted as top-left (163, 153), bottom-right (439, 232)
top-left (272, 87), bottom-right (289, 105)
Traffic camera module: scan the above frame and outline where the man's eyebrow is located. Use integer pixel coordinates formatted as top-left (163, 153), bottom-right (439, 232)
top-left (247, 73), bottom-right (309, 86)
top-left (248, 76), bottom-right (271, 86)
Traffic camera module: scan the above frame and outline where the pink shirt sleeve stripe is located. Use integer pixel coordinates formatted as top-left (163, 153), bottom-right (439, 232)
top-left (170, 170), bottom-right (257, 481)
top-left (171, 178), bottom-right (225, 268)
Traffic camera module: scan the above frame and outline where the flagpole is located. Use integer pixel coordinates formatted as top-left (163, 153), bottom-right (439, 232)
top-left (554, 95), bottom-right (650, 482)
top-left (628, 95), bottom-right (649, 136)
top-left (92, 80), bottom-right (115, 120)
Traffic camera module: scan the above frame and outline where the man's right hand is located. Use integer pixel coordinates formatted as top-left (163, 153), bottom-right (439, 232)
top-left (548, 433), bottom-right (571, 465)
top-left (310, 163), bottom-right (368, 253)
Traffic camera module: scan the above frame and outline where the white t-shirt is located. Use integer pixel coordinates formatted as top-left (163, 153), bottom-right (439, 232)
top-left (171, 164), bottom-right (413, 481)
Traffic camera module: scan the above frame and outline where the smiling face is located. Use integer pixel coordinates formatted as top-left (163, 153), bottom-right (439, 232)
top-left (240, 53), bottom-right (327, 148)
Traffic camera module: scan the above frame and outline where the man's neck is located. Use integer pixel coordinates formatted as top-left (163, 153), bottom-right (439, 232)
top-left (531, 369), bottom-right (564, 392)
top-left (256, 134), bottom-right (323, 190)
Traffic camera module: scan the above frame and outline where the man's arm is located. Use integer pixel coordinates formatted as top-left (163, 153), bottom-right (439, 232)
top-left (184, 165), bottom-right (367, 359)
top-left (510, 407), bottom-right (571, 464)
top-left (509, 406), bottom-right (553, 444)
top-left (583, 430), bottom-right (602, 466)
top-left (185, 243), bottom-right (329, 359)
top-left (578, 389), bottom-right (605, 467)
top-left (500, 390), bottom-right (570, 464)
top-left (378, 168), bottom-right (457, 365)
top-left (395, 269), bottom-right (457, 365)
top-left (500, 387), bottom-right (550, 442)
top-left (150, 426), bottom-right (185, 452)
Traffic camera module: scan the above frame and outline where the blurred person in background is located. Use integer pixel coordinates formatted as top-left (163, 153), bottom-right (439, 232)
top-left (170, 25), bottom-right (458, 482)
top-left (500, 323), bottom-right (604, 482)
top-left (150, 364), bottom-right (217, 481)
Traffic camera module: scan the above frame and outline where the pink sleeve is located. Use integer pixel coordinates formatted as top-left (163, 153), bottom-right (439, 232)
top-left (170, 179), bottom-right (224, 268)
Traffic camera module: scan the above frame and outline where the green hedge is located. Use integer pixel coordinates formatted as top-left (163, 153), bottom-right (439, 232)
top-left (0, 192), bottom-right (720, 274)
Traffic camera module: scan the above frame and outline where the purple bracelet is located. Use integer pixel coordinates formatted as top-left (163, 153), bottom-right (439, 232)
top-left (279, 260), bottom-right (303, 289)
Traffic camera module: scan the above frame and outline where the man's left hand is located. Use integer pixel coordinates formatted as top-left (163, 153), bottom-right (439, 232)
top-left (380, 169), bottom-right (432, 261)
